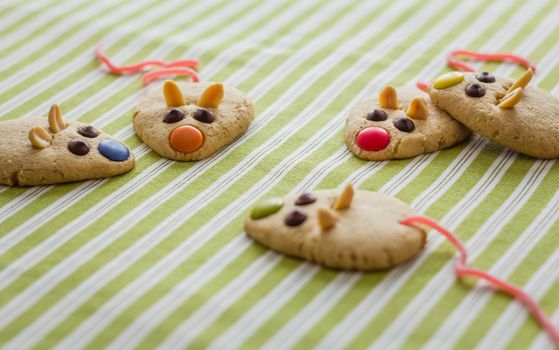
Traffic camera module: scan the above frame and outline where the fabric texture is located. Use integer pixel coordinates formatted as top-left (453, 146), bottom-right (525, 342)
top-left (0, 0), bottom-right (558, 348)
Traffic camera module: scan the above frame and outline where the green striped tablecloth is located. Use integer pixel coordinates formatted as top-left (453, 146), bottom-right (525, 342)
top-left (1, 0), bottom-right (558, 348)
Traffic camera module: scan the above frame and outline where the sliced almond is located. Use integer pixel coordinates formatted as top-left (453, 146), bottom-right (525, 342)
top-left (197, 83), bottom-right (224, 108)
top-left (48, 104), bottom-right (66, 133)
top-left (507, 68), bottom-right (533, 94)
top-left (29, 126), bottom-right (53, 149)
top-left (317, 208), bottom-right (337, 231)
top-left (378, 85), bottom-right (399, 109)
top-left (498, 87), bottom-right (523, 109)
top-left (332, 183), bottom-right (354, 210)
top-left (163, 80), bottom-right (186, 107)
top-left (406, 97), bottom-right (429, 120)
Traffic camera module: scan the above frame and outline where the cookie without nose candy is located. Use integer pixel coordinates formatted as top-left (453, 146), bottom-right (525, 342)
top-left (428, 70), bottom-right (559, 159)
top-left (0, 105), bottom-right (135, 186)
top-left (344, 85), bottom-right (471, 161)
top-left (244, 184), bottom-right (426, 270)
top-left (133, 81), bottom-right (254, 161)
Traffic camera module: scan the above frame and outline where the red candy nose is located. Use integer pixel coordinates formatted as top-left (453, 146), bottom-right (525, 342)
top-left (356, 127), bottom-right (391, 152)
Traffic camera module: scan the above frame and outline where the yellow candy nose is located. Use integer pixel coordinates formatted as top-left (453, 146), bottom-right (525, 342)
top-left (433, 72), bottom-right (464, 90)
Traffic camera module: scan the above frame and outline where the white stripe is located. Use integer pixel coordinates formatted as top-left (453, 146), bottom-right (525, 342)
top-left (529, 281), bottom-right (559, 349)
top-left (3, 0), bottom-right (398, 344)
top-left (430, 190), bottom-right (559, 349)
top-left (0, 1), bottom-right (90, 52)
top-left (0, 0), bottom-right (69, 35)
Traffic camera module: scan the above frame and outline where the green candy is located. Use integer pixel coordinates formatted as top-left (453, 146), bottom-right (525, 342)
top-left (250, 198), bottom-right (284, 219)
top-left (432, 71), bottom-right (464, 89)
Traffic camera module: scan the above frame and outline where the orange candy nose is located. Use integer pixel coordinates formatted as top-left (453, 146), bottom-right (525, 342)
top-left (169, 125), bottom-right (204, 153)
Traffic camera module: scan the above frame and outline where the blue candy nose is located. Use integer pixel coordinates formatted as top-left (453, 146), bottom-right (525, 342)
top-left (98, 139), bottom-right (130, 162)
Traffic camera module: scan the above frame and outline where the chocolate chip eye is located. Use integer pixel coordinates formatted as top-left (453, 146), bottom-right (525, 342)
top-left (366, 109), bottom-right (387, 121)
top-left (68, 140), bottom-right (89, 156)
top-left (78, 125), bottom-right (99, 138)
top-left (163, 109), bottom-right (185, 123)
top-left (295, 193), bottom-right (316, 206)
top-left (192, 109), bottom-right (215, 123)
top-left (393, 117), bottom-right (415, 132)
top-left (284, 210), bottom-right (307, 227)
top-left (476, 71), bottom-right (496, 83)
top-left (465, 83), bottom-right (486, 97)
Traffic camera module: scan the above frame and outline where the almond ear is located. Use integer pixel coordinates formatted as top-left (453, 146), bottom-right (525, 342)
top-left (163, 80), bottom-right (186, 107)
top-left (507, 68), bottom-right (533, 93)
top-left (406, 97), bottom-right (429, 120)
top-left (197, 83), bottom-right (224, 108)
top-left (379, 85), bottom-right (399, 109)
top-left (48, 104), bottom-right (66, 133)
top-left (317, 208), bottom-right (337, 231)
top-left (332, 183), bottom-right (354, 210)
top-left (498, 87), bottom-right (523, 109)
top-left (29, 126), bottom-right (53, 149)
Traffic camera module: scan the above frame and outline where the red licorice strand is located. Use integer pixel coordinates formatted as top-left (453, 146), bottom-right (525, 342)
top-left (142, 67), bottom-right (200, 85)
top-left (447, 50), bottom-right (537, 73)
top-left (95, 45), bottom-right (199, 75)
top-left (400, 215), bottom-right (559, 346)
top-left (416, 81), bottom-right (429, 92)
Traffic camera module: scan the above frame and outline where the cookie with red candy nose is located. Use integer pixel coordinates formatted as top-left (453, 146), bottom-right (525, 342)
top-left (344, 85), bottom-right (471, 160)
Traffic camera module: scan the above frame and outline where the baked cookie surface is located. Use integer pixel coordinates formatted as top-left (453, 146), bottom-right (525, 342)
top-left (0, 105), bottom-right (135, 186)
top-left (428, 70), bottom-right (559, 158)
top-left (133, 81), bottom-right (254, 161)
top-left (244, 185), bottom-right (426, 270)
top-left (345, 85), bottom-right (471, 161)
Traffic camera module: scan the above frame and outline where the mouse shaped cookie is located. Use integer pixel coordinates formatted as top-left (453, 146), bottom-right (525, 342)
top-left (344, 85), bottom-right (471, 161)
top-left (428, 69), bottom-right (559, 158)
top-left (133, 80), bottom-right (254, 161)
top-left (0, 104), bottom-right (135, 186)
top-left (245, 184), bottom-right (426, 270)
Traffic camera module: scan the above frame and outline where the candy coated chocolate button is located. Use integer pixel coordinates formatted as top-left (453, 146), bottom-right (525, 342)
top-left (393, 118), bottom-right (415, 132)
top-left (366, 109), bottom-right (388, 121)
top-left (284, 210), bottom-right (307, 227)
top-left (476, 71), bottom-right (496, 83)
top-left (295, 193), bottom-right (316, 206)
top-left (169, 125), bottom-right (204, 153)
top-left (250, 198), bottom-right (284, 219)
top-left (465, 83), bottom-right (486, 97)
top-left (68, 140), bottom-right (89, 156)
top-left (433, 72), bottom-right (464, 89)
top-left (98, 139), bottom-right (130, 161)
top-left (193, 109), bottom-right (215, 123)
top-left (78, 126), bottom-right (99, 138)
top-left (164, 109), bottom-right (185, 123)
top-left (356, 127), bottom-right (391, 152)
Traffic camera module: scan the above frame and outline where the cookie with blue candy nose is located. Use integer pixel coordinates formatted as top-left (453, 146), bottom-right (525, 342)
top-left (0, 104), bottom-right (135, 186)
top-left (133, 80), bottom-right (254, 161)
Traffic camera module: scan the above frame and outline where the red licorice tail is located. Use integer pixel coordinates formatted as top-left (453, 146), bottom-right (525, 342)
top-left (447, 50), bottom-right (537, 73)
top-left (416, 81), bottom-right (429, 92)
top-left (95, 44), bottom-right (200, 84)
top-left (401, 215), bottom-right (559, 346)
top-left (142, 67), bottom-right (200, 85)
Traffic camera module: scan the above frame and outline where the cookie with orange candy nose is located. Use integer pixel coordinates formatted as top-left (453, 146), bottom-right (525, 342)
top-left (428, 69), bottom-right (559, 158)
top-left (344, 85), bottom-right (471, 160)
top-left (244, 184), bottom-right (427, 270)
top-left (133, 80), bottom-right (254, 161)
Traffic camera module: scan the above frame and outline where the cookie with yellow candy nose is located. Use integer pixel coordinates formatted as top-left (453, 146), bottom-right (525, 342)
top-left (344, 85), bottom-right (471, 161)
top-left (244, 184), bottom-right (427, 270)
top-left (0, 104), bottom-right (135, 186)
top-left (428, 69), bottom-right (559, 158)
top-left (133, 80), bottom-right (254, 161)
